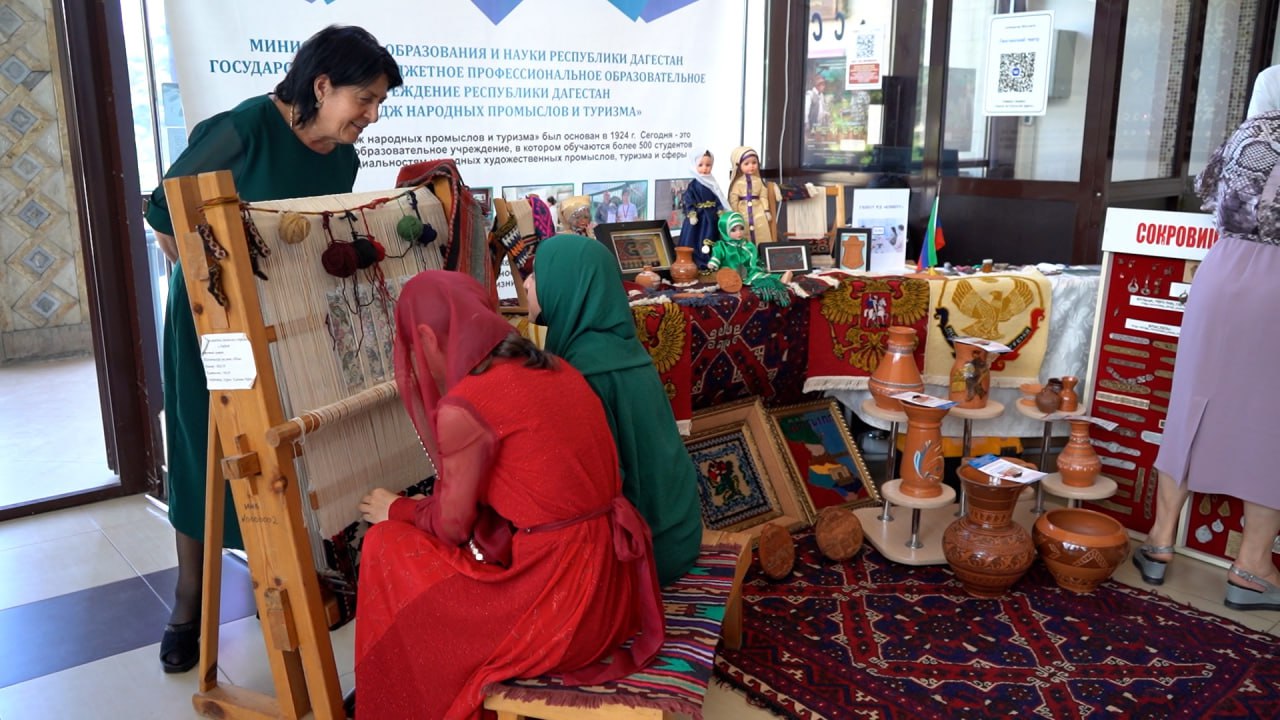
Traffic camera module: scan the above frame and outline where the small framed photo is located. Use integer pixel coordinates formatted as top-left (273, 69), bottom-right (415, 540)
top-left (594, 220), bottom-right (676, 277)
top-left (835, 226), bottom-right (871, 272)
top-left (760, 242), bottom-right (812, 273)
top-left (685, 399), bottom-right (816, 538)
top-left (767, 400), bottom-right (879, 510)
top-left (470, 186), bottom-right (492, 215)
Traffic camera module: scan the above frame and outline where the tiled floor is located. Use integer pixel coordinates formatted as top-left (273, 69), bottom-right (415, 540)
top-left (0, 357), bottom-right (118, 510)
top-left (0, 492), bottom-right (1275, 719)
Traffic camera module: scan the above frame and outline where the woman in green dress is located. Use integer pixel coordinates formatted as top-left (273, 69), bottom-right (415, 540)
top-left (143, 25), bottom-right (401, 673)
top-left (524, 234), bottom-right (702, 586)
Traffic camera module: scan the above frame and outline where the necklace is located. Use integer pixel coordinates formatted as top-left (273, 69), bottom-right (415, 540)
top-left (1106, 366), bottom-right (1154, 384)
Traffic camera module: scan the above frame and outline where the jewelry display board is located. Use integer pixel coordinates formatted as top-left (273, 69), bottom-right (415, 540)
top-left (1084, 209), bottom-right (1213, 537)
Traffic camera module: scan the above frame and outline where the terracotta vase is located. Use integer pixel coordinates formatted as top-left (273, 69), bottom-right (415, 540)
top-left (1034, 378), bottom-right (1064, 414)
top-left (942, 459), bottom-right (1038, 597)
top-left (1056, 419), bottom-right (1101, 487)
top-left (899, 402), bottom-right (949, 498)
top-left (670, 247), bottom-right (699, 283)
top-left (948, 341), bottom-right (991, 409)
top-left (1033, 508), bottom-right (1129, 593)
top-left (868, 326), bottom-right (925, 411)
top-left (1059, 376), bottom-right (1080, 412)
top-left (635, 266), bottom-right (661, 288)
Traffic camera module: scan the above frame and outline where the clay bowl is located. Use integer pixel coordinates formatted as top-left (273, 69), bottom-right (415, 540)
top-left (1033, 508), bottom-right (1129, 593)
top-left (1019, 382), bottom-right (1042, 397)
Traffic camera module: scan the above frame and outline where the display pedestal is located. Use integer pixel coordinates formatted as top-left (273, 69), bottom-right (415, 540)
top-left (855, 479), bottom-right (955, 565)
top-left (861, 398), bottom-right (907, 493)
top-left (951, 401), bottom-right (1006, 517)
top-left (1040, 472), bottom-right (1119, 508)
top-left (1014, 399), bottom-right (1086, 514)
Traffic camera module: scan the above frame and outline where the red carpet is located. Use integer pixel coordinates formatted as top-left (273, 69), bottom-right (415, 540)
top-left (715, 532), bottom-right (1280, 719)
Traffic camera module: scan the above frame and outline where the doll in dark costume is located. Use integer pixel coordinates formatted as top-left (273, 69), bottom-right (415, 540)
top-left (678, 150), bottom-right (728, 269)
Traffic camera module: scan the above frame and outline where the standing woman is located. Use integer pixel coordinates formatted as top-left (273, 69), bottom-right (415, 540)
top-left (143, 25), bottom-right (401, 673)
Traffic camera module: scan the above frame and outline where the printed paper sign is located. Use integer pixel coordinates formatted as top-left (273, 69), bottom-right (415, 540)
top-left (892, 391), bottom-right (956, 409)
top-left (1129, 296), bottom-right (1184, 313)
top-left (968, 454), bottom-right (1046, 484)
top-left (200, 333), bottom-right (257, 390)
top-left (952, 337), bottom-right (1011, 353)
top-left (1124, 318), bottom-right (1181, 338)
top-left (982, 11), bottom-right (1054, 116)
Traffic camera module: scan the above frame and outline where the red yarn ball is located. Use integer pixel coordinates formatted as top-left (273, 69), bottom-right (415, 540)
top-left (321, 242), bottom-right (358, 278)
top-left (370, 238), bottom-right (386, 262)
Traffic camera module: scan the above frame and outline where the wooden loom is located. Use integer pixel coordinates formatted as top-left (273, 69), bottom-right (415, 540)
top-left (165, 169), bottom-right (455, 719)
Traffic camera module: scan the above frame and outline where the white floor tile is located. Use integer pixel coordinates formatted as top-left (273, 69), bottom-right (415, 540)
top-left (100, 513), bottom-right (180, 575)
top-left (0, 531), bottom-right (137, 611)
top-left (214, 615), bottom-right (356, 696)
top-left (0, 505), bottom-right (98, 552)
top-left (80, 494), bottom-right (171, 531)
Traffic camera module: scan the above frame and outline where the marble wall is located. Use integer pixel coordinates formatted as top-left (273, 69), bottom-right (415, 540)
top-left (0, 0), bottom-right (89, 363)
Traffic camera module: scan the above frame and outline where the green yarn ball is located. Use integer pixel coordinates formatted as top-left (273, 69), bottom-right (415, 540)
top-left (397, 215), bottom-right (424, 243)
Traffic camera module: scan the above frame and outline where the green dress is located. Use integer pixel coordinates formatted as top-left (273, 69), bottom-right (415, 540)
top-left (146, 95), bottom-right (360, 548)
top-left (535, 234), bottom-right (702, 586)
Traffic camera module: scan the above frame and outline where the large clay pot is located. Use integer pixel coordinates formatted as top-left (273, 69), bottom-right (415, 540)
top-left (948, 340), bottom-right (991, 409)
top-left (899, 402), bottom-right (949, 498)
top-left (1033, 508), bottom-right (1129, 593)
top-left (1034, 378), bottom-right (1064, 413)
top-left (868, 326), bottom-right (925, 411)
top-left (1056, 419), bottom-right (1101, 487)
top-left (1059, 375), bottom-right (1080, 412)
top-left (670, 246), bottom-right (700, 283)
top-left (942, 459), bottom-right (1038, 597)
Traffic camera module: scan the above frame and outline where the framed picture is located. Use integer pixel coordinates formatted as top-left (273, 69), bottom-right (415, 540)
top-left (685, 399), bottom-right (816, 537)
top-left (835, 226), bottom-right (871, 272)
top-left (471, 186), bottom-right (492, 215)
top-left (766, 400), bottom-right (878, 510)
top-left (594, 220), bottom-right (676, 276)
top-left (760, 242), bottom-right (812, 273)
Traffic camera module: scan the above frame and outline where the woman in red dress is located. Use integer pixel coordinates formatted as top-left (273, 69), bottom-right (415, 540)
top-left (354, 271), bottom-right (664, 719)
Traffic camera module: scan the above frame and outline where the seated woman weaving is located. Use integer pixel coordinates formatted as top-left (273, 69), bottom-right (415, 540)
top-left (355, 271), bottom-right (664, 720)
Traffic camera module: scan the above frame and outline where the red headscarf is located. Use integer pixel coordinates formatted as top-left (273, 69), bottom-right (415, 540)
top-left (393, 270), bottom-right (515, 463)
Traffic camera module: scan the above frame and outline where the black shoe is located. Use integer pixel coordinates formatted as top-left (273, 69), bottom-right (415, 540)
top-left (160, 621), bottom-right (199, 673)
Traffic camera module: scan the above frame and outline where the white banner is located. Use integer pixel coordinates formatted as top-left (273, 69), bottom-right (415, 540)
top-left (1101, 208), bottom-right (1217, 260)
top-left (163, 0), bottom-right (748, 208)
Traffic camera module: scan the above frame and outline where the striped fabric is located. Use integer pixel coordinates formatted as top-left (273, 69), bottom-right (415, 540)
top-left (490, 544), bottom-right (741, 719)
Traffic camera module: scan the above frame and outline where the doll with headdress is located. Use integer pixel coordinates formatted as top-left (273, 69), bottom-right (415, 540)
top-left (558, 195), bottom-right (593, 237)
top-left (727, 146), bottom-right (780, 244)
top-left (707, 211), bottom-right (790, 306)
top-left (678, 150), bottom-right (728, 268)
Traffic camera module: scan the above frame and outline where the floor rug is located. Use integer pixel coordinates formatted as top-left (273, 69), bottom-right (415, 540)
top-left (715, 532), bottom-right (1280, 719)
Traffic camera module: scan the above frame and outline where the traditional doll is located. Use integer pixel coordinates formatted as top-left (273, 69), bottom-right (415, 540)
top-left (727, 146), bottom-right (780, 244)
top-left (678, 150), bottom-right (728, 269)
top-left (708, 211), bottom-right (790, 306)
top-left (558, 195), bottom-right (593, 237)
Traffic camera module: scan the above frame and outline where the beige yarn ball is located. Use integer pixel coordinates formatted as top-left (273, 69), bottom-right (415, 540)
top-left (278, 212), bottom-right (311, 245)
top-left (815, 506), bottom-right (864, 562)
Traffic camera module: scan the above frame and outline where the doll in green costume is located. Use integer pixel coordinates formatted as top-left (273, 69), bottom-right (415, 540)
top-left (706, 211), bottom-right (792, 305)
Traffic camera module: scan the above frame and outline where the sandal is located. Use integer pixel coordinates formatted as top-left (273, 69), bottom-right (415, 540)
top-left (1224, 565), bottom-right (1280, 611)
top-left (1132, 544), bottom-right (1174, 586)
top-left (160, 621), bottom-right (199, 673)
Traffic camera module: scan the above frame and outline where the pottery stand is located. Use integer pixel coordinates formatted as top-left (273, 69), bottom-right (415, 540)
top-left (861, 398), bottom-right (905, 496)
top-left (1040, 472), bottom-right (1119, 508)
top-left (1014, 399), bottom-right (1086, 514)
top-left (950, 401), bottom-right (1006, 517)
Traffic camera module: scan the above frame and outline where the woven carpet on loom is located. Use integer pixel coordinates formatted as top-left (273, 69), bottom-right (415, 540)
top-left (716, 532), bottom-right (1280, 720)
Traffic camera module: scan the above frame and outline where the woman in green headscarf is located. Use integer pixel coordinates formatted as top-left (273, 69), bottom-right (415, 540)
top-left (526, 234), bottom-right (702, 586)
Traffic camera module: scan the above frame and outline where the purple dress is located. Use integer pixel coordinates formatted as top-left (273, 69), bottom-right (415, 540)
top-left (1154, 112), bottom-right (1280, 509)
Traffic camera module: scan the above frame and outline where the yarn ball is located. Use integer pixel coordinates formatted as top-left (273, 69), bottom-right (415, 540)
top-left (370, 238), bottom-right (386, 262)
top-left (814, 507), bottom-right (864, 562)
top-left (321, 242), bottom-right (358, 278)
top-left (352, 237), bottom-right (380, 269)
top-left (419, 222), bottom-right (438, 245)
top-left (396, 215), bottom-right (424, 242)
top-left (278, 212), bottom-right (310, 245)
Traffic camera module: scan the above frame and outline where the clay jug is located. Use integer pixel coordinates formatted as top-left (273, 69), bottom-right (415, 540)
top-left (948, 340), bottom-right (991, 409)
top-left (899, 401), bottom-right (949, 498)
top-left (942, 459), bottom-right (1037, 597)
top-left (1034, 378), bottom-right (1064, 414)
top-left (670, 246), bottom-right (699, 283)
top-left (1056, 419), bottom-right (1101, 487)
top-left (1059, 375), bottom-right (1080, 412)
top-left (635, 266), bottom-right (661, 288)
top-left (1033, 508), bottom-right (1129, 593)
top-left (868, 326), bottom-right (925, 411)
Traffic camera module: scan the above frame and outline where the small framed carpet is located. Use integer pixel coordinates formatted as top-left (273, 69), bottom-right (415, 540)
top-left (686, 399), bottom-right (815, 537)
top-left (767, 399), bottom-right (878, 509)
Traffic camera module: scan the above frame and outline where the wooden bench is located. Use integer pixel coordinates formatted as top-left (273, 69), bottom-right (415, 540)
top-left (483, 530), bottom-right (752, 720)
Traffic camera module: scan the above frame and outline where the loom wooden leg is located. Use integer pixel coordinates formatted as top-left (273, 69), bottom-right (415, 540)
top-left (198, 408), bottom-right (225, 693)
top-left (721, 535), bottom-right (751, 651)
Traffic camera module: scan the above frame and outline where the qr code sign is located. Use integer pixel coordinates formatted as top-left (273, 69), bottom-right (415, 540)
top-left (998, 52), bottom-right (1035, 93)
top-left (854, 32), bottom-right (877, 60)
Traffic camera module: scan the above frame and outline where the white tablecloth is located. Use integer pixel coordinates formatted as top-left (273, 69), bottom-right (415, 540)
top-left (830, 269), bottom-right (1101, 439)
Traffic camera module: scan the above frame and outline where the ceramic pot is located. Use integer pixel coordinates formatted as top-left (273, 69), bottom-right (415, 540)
top-left (635, 266), bottom-right (661, 288)
top-left (670, 247), bottom-right (700, 283)
top-left (1034, 378), bottom-right (1064, 414)
top-left (942, 459), bottom-right (1037, 597)
top-left (899, 402), bottom-right (949, 498)
top-left (1059, 376), bottom-right (1080, 412)
top-left (948, 340), bottom-right (991, 409)
top-left (1033, 508), bottom-right (1129, 593)
top-left (868, 326), bottom-right (925, 411)
top-left (1056, 419), bottom-right (1101, 487)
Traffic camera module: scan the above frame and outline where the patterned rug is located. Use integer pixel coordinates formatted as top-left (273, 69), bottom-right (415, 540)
top-left (492, 544), bottom-right (742, 718)
top-left (716, 533), bottom-right (1280, 719)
